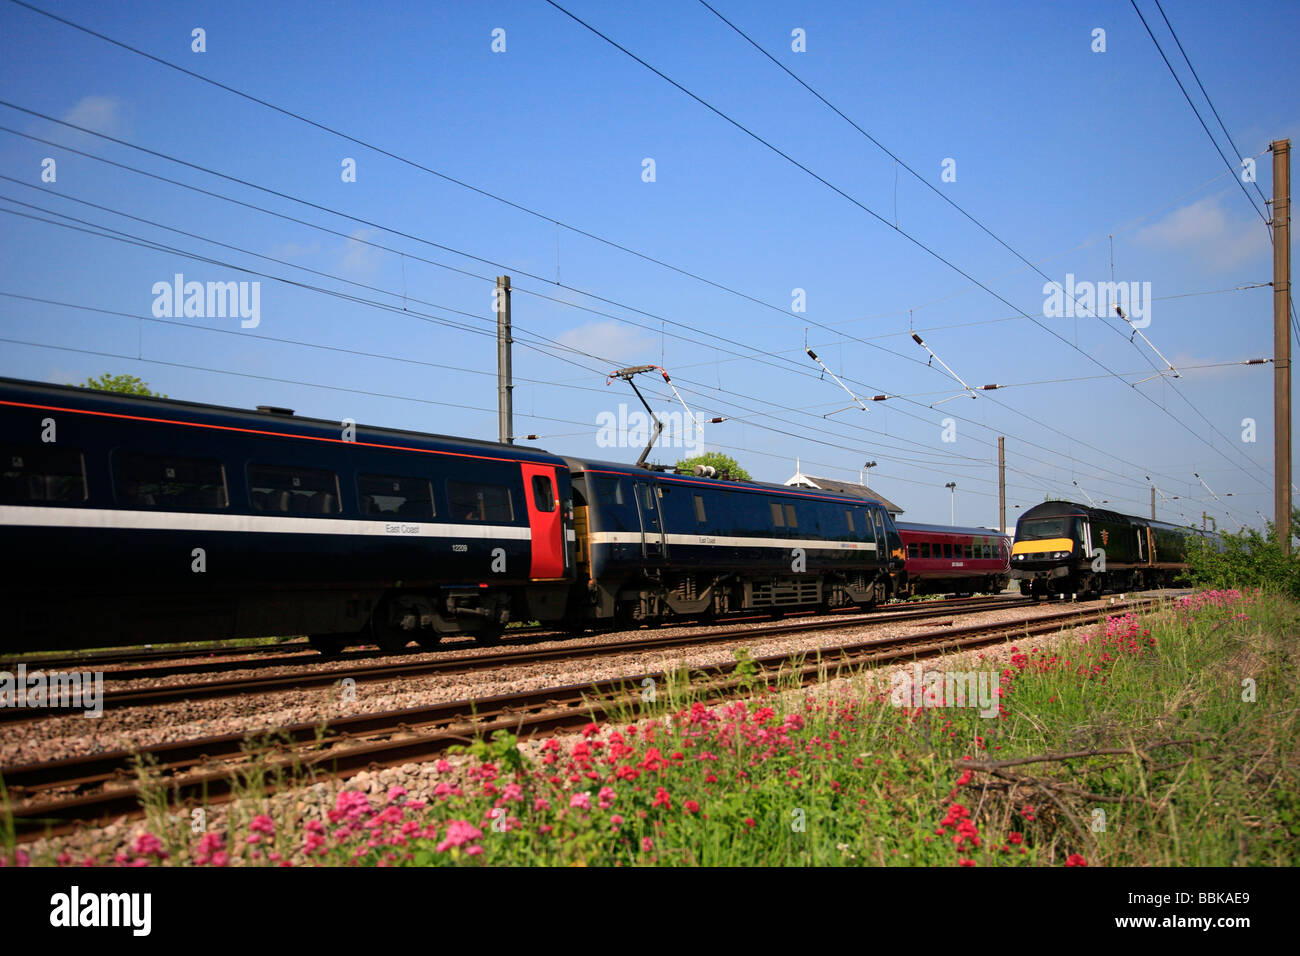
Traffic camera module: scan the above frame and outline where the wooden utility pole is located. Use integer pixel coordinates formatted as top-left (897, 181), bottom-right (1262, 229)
top-left (1151, 485), bottom-right (1156, 520)
top-left (496, 275), bottom-right (513, 445)
top-left (997, 437), bottom-right (1006, 533)
top-left (1273, 141), bottom-right (1291, 552)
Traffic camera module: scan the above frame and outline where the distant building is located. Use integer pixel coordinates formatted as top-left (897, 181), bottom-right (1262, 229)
top-left (785, 464), bottom-right (905, 517)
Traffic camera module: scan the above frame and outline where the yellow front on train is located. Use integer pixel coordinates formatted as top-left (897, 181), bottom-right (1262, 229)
top-left (1011, 538), bottom-right (1074, 556)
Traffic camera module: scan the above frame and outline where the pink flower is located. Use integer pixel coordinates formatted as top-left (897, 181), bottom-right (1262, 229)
top-left (533, 797), bottom-right (550, 812)
top-left (386, 785), bottom-right (408, 803)
top-left (132, 832), bottom-right (168, 859)
top-left (502, 783), bottom-right (524, 803)
top-left (194, 831), bottom-right (227, 866)
top-left (597, 786), bottom-right (616, 810)
top-left (641, 836), bottom-right (654, 852)
top-left (436, 820), bottom-right (484, 853)
top-left (249, 814), bottom-right (275, 835)
top-left (684, 800), bottom-right (700, 814)
top-left (569, 792), bottom-right (591, 811)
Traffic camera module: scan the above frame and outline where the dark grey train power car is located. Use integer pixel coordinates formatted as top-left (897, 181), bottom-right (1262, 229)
top-left (1010, 499), bottom-right (1216, 599)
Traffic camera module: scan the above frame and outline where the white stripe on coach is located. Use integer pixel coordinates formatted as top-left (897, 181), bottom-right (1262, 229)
top-left (588, 530), bottom-right (877, 551)
top-left (0, 505), bottom-right (532, 540)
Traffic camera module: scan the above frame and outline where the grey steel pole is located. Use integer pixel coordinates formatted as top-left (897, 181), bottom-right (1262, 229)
top-left (496, 275), bottom-right (513, 444)
top-left (1273, 141), bottom-right (1291, 551)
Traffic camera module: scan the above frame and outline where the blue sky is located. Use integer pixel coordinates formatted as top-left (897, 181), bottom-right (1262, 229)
top-left (0, 0), bottom-right (1295, 531)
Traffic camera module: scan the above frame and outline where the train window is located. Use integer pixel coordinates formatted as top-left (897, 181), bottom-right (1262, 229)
top-left (115, 452), bottom-right (227, 510)
top-left (448, 480), bottom-right (514, 522)
top-left (907, 542), bottom-right (919, 558)
top-left (1, 444), bottom-right (87, 504)
top-left (963, 544), bottom-right (973, 559)
top-left (593, 476), bottom-right (626, 507)
top-left (784, 503), bottom-right (798, 528)
top-left (532, 475), bottom-right (557, 513)
top-left (844, 510), bottom-right (855, 533)
top-left (941, 542), bottom-right (952, 558)
top-left (770, 501), bottom-right (785, 527)
top-left (358, 474), bottom-right (434, 519)
top-left (249, 465), bottom-right (340, 514)
top-left (919, 542), bottom-right (931, 558)
top-left (693, 494), bottom-right (707, 523)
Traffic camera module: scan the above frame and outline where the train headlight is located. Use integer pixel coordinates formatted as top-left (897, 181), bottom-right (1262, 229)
top-left (1050, 550), bottom-right (1071, 560)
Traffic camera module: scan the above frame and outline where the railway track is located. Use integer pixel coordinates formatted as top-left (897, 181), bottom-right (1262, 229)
top-left (0, 595), bottom-right (1024, 676)
top-left (0, 595), bottom-right (1032, 719)
top-left (2, 597), bottom-right (1158, 838)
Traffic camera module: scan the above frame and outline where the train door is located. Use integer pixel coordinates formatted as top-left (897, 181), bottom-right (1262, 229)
top-left (633, 479), bottom-right (666, 561)
top-left (520, 462), bottom-right (565, 579)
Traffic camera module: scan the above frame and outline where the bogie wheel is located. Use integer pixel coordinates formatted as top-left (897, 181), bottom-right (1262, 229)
top-left (373, 630), bottom-right (412, 654)
top-left (415, 632), bottom-right (443, 650)
top-left (309, 633), bottom-right (348, 656)
top-left (475, 623), bottom-right (505, 647)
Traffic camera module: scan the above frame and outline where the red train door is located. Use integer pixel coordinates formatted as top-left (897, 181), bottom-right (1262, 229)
top-left (520, 462), bottom-right (565, 579)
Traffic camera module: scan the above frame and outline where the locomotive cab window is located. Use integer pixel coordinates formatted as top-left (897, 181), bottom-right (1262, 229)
top-left (694, 494), bottom-right (707, 524)
top-left (250, 465), bottom-right (340, 514)
top-left (1, 444), bottom-right (87, 504)
top-left (449, 480), bottom-right (513, 522)
top-left (532, 474), bottom-right (557, 512)
top-left (115, 452), bottom-right (228, 509)
top-left (358, 474), bottom-right (434, 519)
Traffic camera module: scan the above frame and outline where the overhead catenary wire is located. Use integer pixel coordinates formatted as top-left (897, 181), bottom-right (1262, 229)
top-left (2, 190), bottom-right (1256, 526)
top-left (0, 102), bottom-right (1271, 499)
top-left (542, 0), bottom-right (1272, 496)
top-left (0, 7), bottom-right (1268, 520)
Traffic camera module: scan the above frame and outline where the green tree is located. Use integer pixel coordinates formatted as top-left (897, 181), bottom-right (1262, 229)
top-left (75, 373), bottom-right (166, 398)
top-left (1181, 507), bottom-right (1300, 600)
top-left (675, 452), bottom-right (751, 481)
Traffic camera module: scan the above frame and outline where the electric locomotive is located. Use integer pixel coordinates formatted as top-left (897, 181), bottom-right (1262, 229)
top-left (564, 458), bottom-right (904, 626)
top-left (1010, 499), bottom-right (1211, 599)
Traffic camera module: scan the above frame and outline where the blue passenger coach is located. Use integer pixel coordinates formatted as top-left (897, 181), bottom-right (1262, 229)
top-left (0, 377), bottom-right (574, 652)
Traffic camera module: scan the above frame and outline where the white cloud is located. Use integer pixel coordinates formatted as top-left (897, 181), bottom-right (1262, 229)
top-left (1135, 195), bottom-right (1269, 271)
top-left (555, 320), bottom-right (655, 365)
top-left (60, 95), bottom-right (124, 137)
top-left (338, 228), bottom-right (381, 277)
